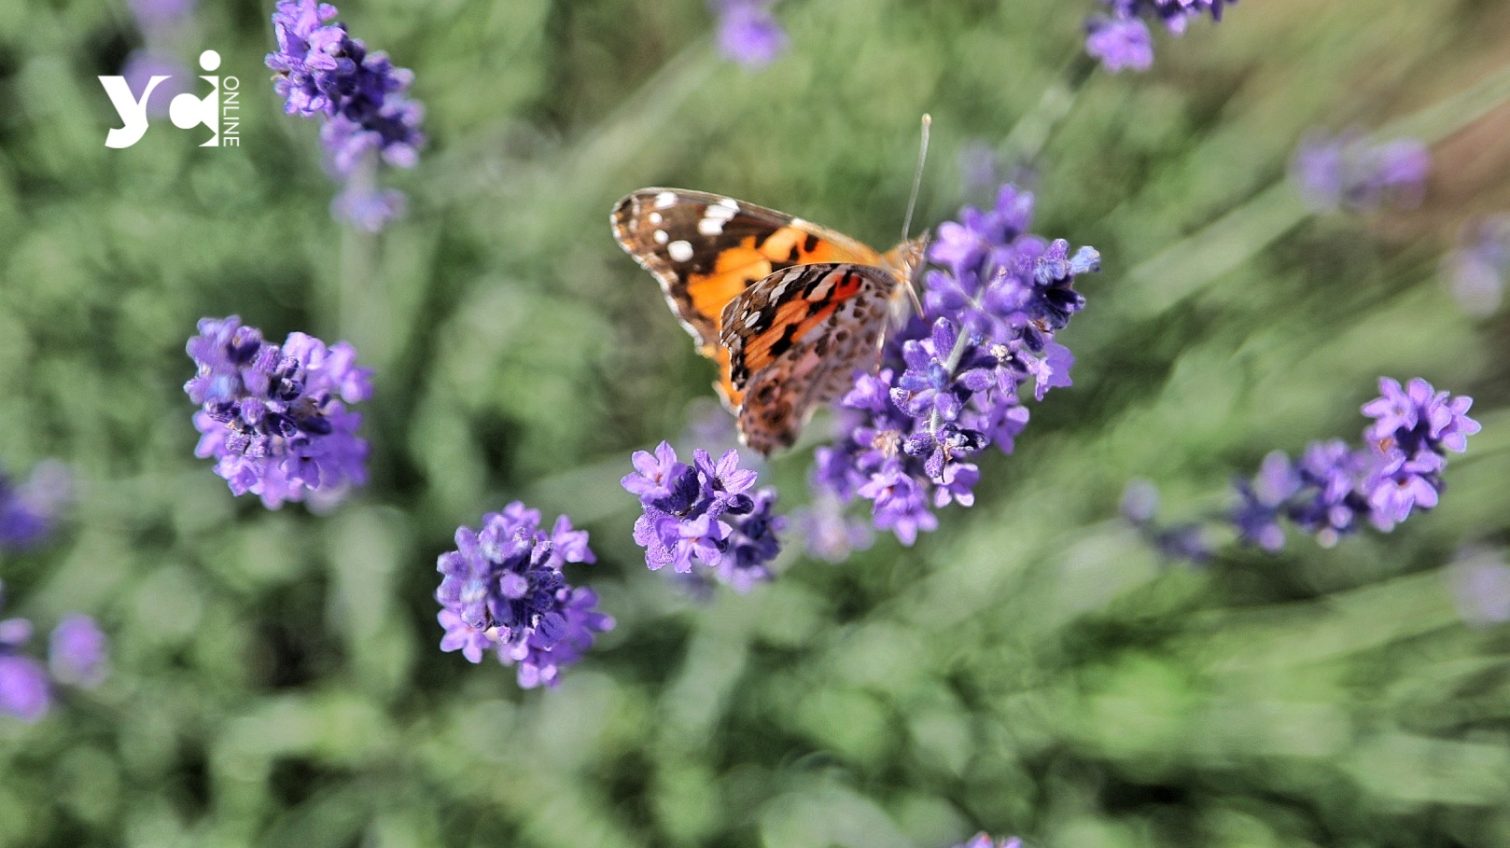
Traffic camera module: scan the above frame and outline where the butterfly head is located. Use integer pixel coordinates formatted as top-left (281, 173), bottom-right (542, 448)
top-left (883, 233), bottom-right (931, 321)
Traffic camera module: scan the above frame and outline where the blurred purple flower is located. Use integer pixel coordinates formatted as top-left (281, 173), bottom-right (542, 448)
top-left (434, 503), bottom-right (612, 688)
top-left (812, 183), bottom-right (1099, 545)
top-left (120, 51), bottom-right (191, 118)
top-left (1448, 548), bottom-right (1510, 627)
top-left (129, 0), bottom-right (196, 29)
top-left (0, 655), bottom-right (51, 723)
top-left (1122, 479), bottom-right (1213, 563)
top-left (1447, 215), bottom-right (1509, 317)
top-left (1085, 0), bottom-right (1235, 71)
top-left (1086, 16), bottom-right (1154, 73)
top-left (796, 492), bottom-right (874, 562)
top-left (266, 0), bottom-right (425, 230)
top-left (714, 0), bottom-right (788, 68)
top-left (0, 461), bottom-right (70, 551)
top-left (48, 615), bottom-right (108, 689)
top-left (953, 835), bottom-right (1024, 848)
top-left (185, 316), bottom-right (372, 509)
top-left (1292, 131), bottom-right (1431, 213)
top-left (330, 182), bottom-right (407, 233)
top-left (623, 442), bottom-right (784, 591)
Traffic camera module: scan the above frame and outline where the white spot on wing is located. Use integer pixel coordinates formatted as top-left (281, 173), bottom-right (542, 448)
top-left (717, 196), bottom-right (740, 210)
top-left (654, 191), bottom-right (677, 209)
top-left (706, 203), bottom-right (737, 221)
top-left (698, 217), bottom-right (724, 236)
top-left (648, 212), bottom-right (663, 224)
top-left (654, 229), bottom-right (669, 244)
top-left (668, 240), bottom-right (694, 262)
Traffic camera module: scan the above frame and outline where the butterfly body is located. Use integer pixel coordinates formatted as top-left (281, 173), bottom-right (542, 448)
top-left (612, 188), bottom-right (924, 454)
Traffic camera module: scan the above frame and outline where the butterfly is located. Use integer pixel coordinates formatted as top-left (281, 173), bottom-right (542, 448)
top-left (611, 187), bottom-right (927, 455)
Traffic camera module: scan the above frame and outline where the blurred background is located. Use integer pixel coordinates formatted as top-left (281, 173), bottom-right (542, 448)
top-left (3, 0), bottom-right (1510, 845)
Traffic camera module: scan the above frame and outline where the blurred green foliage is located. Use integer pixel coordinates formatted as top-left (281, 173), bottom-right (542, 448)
top-left (2, 0), bottom-right (1510, 846)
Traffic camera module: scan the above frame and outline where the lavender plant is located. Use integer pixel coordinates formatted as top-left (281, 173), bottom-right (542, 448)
top-left (0, 583), bottom-right (107, 723)
top-left (0, 462), bottom-right (68, 552)
top-left (1131, 377), bottom-right (1480, 558)
top-left (1085, 0), bottom-right (1236, 73)
top-left (623, 443), bottom-right (786, 592)
top-left (713, 0), bottom-right (788, 67)
top-left (1291, 130), bottom-right (1431, 213)
top-left (266, 0), bottom-right (426, 231)
top-left (434, 503), bottom-right (614, 688)
top-left (184, 316), bottom-right (372, 509)
top-left (1447, 215), bottom-right (1509, 316)
top-left (812, 184), bottom-right (1099, 545)
top-left (954, 835), bottom-right (1023, 848)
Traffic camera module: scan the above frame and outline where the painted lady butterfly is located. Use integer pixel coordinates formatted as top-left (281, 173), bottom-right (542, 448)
top-left (611, 187), bottom-right (927, 455)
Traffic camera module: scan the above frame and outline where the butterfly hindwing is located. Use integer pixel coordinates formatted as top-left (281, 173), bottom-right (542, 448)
top-left (719, 263), bottom-right (901, 455)
top-left (611, 188), bottom-right (884, 356)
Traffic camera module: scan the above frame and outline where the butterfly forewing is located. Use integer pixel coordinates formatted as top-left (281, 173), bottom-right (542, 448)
top-left (719, 263), bottom-right (901, 455)
top-left (610, 188), bottom-right (884, 354)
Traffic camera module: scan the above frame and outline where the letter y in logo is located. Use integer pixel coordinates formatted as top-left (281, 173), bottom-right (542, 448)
top-left (100, 74), bottom-right (166, 149)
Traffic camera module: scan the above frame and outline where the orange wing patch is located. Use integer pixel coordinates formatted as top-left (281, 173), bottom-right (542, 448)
top-left (718, 263), bottom-right (902, 454)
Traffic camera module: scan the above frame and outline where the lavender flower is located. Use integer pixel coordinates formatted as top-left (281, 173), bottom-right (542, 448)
top-left (0, 585), bottom-right (110, 721)
top-left (1447, 548), bottom-right (1510, 627)
top-left (953, 835), bottom-right (1024, 848)
top-left (434, 503), bottom-right (612, 688)
top-left (1085, 0), bottom-right (1236, 72)
top-left (185, 316), bottom-right (372, 509)
top-left (713, 0), bottom-right (788, 67)
top-left (1447, 215), bottom-right (1509, 317)
top-left (1085, 15), bottom-right (1154, 73)
top-left (129, 0), bottom-right (196, 28)
top-left (0, 461), bottom-right (69, 551)
top-left (812, 183), bottom-right (1099, 544)
top-left (795, 492), bottom-right (874, 563)
top-left (1292, 131), bottom-right (1431, 213)
top-left (48, 615), bottom-right (108, 689)
top-left (0, 655), bottom-right (50, 723)
top-left (623, 442), bottom-right (786, 591)
top-left (266, 0), bottom-right (425, 231)
top-left (1224, 377), bottom-right (1478, 551)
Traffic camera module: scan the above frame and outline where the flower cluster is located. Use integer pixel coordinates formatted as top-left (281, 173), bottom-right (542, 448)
top-left (1448, 215), bottom-right (1509, 317)
top-left (1085, 0), bottom-right (1236, 73)
top-left (1291, 130), bottom-right (1431, 213)
top-left (1233, 377), bottom-right (1478, 549)
top-left (953, 835), bottom-right (1024, 848)
top-left (623, 443), bottom-right (786, 591)
top-left (0, 584), bottom-right (108, 723)
top-left (713, 0), bottom-right (788, 68)
top-left (812, 184), bottom-right (1099, 544)
top-left (266, 0), bottom-right (426, 231)
top-left (0, 462), bottom-right (69, 552)
top-left (185, 316), bottom-right (372, 509)
top-left (435, 504), bottom-right (613, 688)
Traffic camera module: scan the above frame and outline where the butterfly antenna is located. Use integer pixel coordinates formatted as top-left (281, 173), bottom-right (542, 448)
top-left (895, 114), bottom-right (932, 322)
top-left (900, 113), bottom-right (932, 243)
